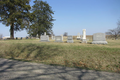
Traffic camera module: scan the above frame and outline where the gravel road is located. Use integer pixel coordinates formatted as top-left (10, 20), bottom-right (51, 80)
top-left (0, 58), bottom-right (120, 80)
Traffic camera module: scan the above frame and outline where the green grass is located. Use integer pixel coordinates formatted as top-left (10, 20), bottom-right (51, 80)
top-left (0, 39), bottom-right (120, 73)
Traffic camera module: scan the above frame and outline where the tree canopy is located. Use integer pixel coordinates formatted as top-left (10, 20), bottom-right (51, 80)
top-left (27, 0), bottom-right (55, 37)
top-left (0, 0), bottom-right (31, 38)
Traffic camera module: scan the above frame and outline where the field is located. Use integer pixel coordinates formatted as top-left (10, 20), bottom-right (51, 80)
top-left (0, 36), bottom-right (120, 73)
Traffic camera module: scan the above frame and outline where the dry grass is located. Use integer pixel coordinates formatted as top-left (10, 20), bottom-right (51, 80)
top-left (0, 38), bottom-right (120, 73)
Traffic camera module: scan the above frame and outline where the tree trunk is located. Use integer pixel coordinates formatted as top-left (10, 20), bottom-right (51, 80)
top-left (10, 23), bottom-right (14, 39)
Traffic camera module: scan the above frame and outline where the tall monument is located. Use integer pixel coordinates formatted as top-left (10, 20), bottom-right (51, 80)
top-left (82, 29), bottom-right (87, 43)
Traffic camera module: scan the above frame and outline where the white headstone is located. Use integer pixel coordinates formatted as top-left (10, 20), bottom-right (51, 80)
top-left (82, 29), bottom-right (86, 39)
top-left (82, 29), bottom-right (87, 43)
top-left (61, 34), bottom-right (63, 40)
top-left (40, 35), bottom-right (49, 42)
top-left (55, 36), bottom-right (63, 42)
top-left (36, 34), bottom-right (39, 39)
top-left (44, 32), bottom-right (46, 35)
top-left (2, 36), bottom-right (10, 40)
top-left (77, 33), bottom-right (81, 40)
top-left (51, 35), bottom-right (55, 40)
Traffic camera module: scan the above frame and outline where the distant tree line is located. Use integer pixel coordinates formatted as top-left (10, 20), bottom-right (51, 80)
top-left (0, 0), bottom-right (55, 39)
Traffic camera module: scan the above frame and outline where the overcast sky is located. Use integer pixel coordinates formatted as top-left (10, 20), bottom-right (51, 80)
top-left (0, 0), bottom-right (120, 37)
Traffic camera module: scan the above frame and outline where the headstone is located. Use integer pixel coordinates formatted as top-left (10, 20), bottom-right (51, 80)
top-left (67, 36), bottom-right (74, 43)
top-left (82, 29), bottom-right (86, 39)
top-left (44, 32), bottom-right (46, 35)
top-left (82, 29), bottom-right (87, 43)
top-left (3, 36), bottom-right (10, 40)
top-left (55, 36), bottom-right (63, 42)
top-left (61, 34), bottom-right (63, 40)
top-left (51, 35), bottom-right (55, 40)
top-left (92, 33), bottom-right (108, 44)
top-left (36, 34), bottom-right (39, 39)
top-left (40, 35), bottom-right (49, 42)
top-left (51, 35), bottom-right (53, 39)
top-left (77, 33), bottom-right (81, 40)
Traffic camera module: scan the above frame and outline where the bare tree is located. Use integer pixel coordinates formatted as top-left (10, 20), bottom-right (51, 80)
top-left (106, 20), bottom-right (120, 40)
top-left (63, 32), bottom-right (68, 36)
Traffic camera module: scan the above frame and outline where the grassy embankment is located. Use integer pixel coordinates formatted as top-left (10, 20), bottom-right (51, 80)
top-left (0, 37), bottom-right (120, 73)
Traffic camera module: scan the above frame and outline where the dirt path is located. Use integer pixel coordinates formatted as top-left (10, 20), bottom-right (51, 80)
top-left (0, 58), bottom-right (120, 80)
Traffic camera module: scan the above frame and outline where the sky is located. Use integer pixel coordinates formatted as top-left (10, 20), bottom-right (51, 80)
top-left (0, 0), bottom-right (120, 37)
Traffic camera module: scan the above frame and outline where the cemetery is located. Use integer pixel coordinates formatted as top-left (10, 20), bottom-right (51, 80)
top-left (1, 30), bottom-right (108, 44)
top-left (0, 1), bottom-right (120, 79)
top-left (36, 30), bottom-right (107, 44)
top-left (0, 28), bottom-right (120, 73)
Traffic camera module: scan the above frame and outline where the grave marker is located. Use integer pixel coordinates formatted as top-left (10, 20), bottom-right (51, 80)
top-left (44, 32), bottom-right (46, 35)
top-left (92, 33), bottom-right (108, 44)
top-left (61, 34), bottom-right (63, 40)
top-left (40, 35), bottom-right (49, 42)
top-left (82, 29), bottom-right (87, 43)
top-left (67, 36), bottom-right (74, 43)
top-left (36, 34), bottom-right (39, 39)
top-left (55, 36), bottom-right (63, 42)
top-left (77, 33), bottom-right (81, 40)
